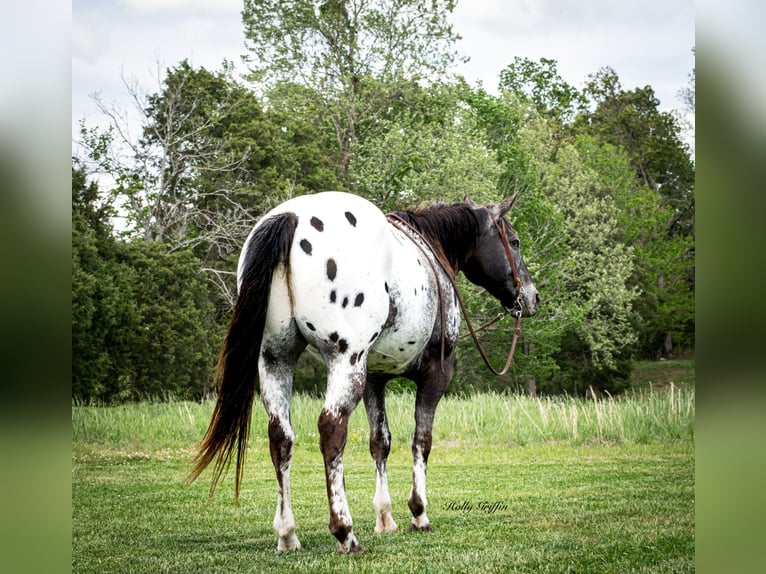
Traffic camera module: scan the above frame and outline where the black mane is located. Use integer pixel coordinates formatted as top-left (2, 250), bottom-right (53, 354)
top-left (389, 202), bottom-right (480, 272)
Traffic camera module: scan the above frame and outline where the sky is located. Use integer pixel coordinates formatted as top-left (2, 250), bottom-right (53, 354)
top-left (72, 0), bottom-right (695, 149)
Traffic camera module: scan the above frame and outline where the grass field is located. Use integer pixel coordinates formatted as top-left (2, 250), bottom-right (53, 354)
top-left (72, 365), bottom-right (694, 573)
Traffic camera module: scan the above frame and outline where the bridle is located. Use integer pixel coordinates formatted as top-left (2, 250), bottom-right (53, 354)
top-left (386, 211), bottom-right (524, 376)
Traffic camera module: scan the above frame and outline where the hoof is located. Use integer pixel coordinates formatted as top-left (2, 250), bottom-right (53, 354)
top-left (336, 532), bottom-right (363, 555)
top-left (336, 539), bottom-right (363, 555)
top-left (375, 515), bottom-right (399, 533)
top-left (276, 533), bottom-right (302, 551)
top-left (409, 523), bottom-right (433, 532)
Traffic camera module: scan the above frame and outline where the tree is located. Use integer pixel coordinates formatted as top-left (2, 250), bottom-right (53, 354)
top-left (72, 164), bottom-right (219, 402)
top-left (678, 48), bottom-right (695, 114)
top-left (78, 60), bottom-right (344, 309)
top-left (352, 79), bottom-right (502, 210)
top-left (467, 89), bottom-right (641, 395)
top-left (72, 165), bottom-right (135, 399)
top-left (677, 47), bottom-right (695, 158)
top-left (498, 57), bottom-right (587, 125)
top-left (81, 62), bottom-right (251, 248)
top-left (241, 0), bottom-right (465, 182)
top-left (577, 67), bottom-right (695, 237)
top-left (115, 241), bottom-right (218, 400)
top-left (575, 67), bottom-right (695, 357)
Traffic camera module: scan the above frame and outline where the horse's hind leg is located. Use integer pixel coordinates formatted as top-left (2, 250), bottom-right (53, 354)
top-left (363, 376), bottom-right (398, 532)
top-left (260, 326), bottom-right (306, 551)
top-left (318, 361), bottom-right (366, 554)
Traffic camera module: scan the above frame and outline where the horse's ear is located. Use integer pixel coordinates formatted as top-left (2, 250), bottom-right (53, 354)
top-left (489, 193), bottom-right (518, 219)
top-left (497, 193), bottom-right (519, 217)
top-left (464, 193), bottom-right (478, 207)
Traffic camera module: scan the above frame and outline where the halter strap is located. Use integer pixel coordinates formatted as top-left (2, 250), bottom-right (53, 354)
top-left (386, 211), bottom-right (523, 376)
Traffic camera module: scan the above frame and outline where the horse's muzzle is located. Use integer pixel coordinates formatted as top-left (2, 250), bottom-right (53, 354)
top-left (508, 286), bottom-right (540, 318)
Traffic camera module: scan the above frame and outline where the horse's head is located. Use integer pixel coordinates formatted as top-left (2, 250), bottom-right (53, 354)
top-left (462, 194), bottom-right (540, 318)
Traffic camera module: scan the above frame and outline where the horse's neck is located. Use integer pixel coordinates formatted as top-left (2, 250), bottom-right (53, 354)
top-left (393, 205), bottom-right (478, 273)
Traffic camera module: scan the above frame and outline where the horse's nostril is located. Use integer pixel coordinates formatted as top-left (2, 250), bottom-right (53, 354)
top-left (535, 292), bottom-right (541, 305)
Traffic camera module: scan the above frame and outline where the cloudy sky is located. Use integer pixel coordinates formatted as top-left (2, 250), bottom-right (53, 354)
top-left (72, 0), bottom-right (695, 146)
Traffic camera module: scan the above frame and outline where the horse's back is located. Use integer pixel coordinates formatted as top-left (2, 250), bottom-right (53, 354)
top-left (253, 192), bottom-right (394, 360)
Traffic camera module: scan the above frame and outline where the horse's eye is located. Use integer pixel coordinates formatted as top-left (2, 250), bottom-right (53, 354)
top-left (510, 239), bottom-right (520, 249)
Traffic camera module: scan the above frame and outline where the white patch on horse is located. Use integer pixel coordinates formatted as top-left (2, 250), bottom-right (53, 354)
top-left (278, 193), bottom-right (392, 363)
top-left (411, 443), bottom-right (430, 528)
top-left (366, 225), bottom-right (439, 373)
top-left (373, 465), bottom-right (397, 532)
top-left (324, 363), bottom-right (365, 418)
top-left (328, 464), bottom-right (350, 520)
top-left (328, 460), bottom-right (362, 553)
top-left (274, 464), bottom-right (300, 551)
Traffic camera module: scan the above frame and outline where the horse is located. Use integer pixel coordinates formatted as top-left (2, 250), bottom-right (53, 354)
top-left (188, 191), bottom-right (539, 554)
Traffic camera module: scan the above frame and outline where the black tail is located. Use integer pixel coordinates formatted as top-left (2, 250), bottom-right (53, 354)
top-left (187, 212), bottom-right (298, 502)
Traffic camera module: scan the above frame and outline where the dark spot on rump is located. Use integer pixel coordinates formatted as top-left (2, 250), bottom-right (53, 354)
top-left (345, 211), bottom-right (357, 226)
top-left (350, 353), bottom-right (358, 366)
top-left (358, 350), bottom-right (364, 360)
top-left (299, 239), bottom-right (312, 255)
top-left (310, 216), bottom-right (324, 231)
top-left (330, 332), bottom-right (339, 343)
top-left (330, 290), bottom-right (337, 303)
top-left (338, 339), bottom-right (348, 353)
top-left (326, 258), bottom-right (337, 281)
top-left (306, 322), bottom-right (316, 331)
top-left (369, 332), bottom-right (379, 343)
top-left (399, 348), bottom-right (405, 352)
top-left (414, 288), bottom-right (417, 295)
top-left (408, 340), bottom-right (416, 345)
top-left (342, 296), bottom-right (349, 308)
top-left (354, 292), bottom-right (364, 307)
top-left (384, 282), bottom-right (389, 293)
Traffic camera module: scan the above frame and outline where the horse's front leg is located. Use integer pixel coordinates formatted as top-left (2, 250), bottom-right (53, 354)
top-left (318, 362), bottom-right (366, 554)
top-left (409, 359), bottom-right (453, 532)
top-left (363, 376), bottom-right (398, 532)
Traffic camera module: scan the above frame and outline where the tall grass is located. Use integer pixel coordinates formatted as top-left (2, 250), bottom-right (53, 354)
top-left (72, 386), bottom-right (693, 457)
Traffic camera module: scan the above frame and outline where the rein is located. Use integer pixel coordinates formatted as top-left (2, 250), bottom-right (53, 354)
top-left (386, 212), bottom-right (523, 376)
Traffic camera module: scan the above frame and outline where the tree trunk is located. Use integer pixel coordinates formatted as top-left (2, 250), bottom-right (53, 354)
top-left (663, 331), bottom-right (673, 359)
top-left (525, 374), bottom-right (537, 398)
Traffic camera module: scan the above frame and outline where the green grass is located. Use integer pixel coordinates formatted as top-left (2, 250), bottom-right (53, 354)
top-left (72, 386), bottom-right (694, 573)
top-left (630, 358), bottom-right (696, 390)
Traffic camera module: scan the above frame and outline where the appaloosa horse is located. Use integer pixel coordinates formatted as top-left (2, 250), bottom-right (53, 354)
top-left (189, 191), bottom-right (539, 554)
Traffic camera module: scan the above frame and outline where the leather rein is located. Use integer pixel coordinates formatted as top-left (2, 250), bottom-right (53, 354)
top-left (386, 212), bottom-right (523, 376)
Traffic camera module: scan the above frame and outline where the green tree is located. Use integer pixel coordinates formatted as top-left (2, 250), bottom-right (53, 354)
top-left (540, 137), bottom-right (639, 393)
top-left (114, 242), bottom-right (218, 400)
top-left (498, 57), bottom-right (587, 125)
top-left (242, 0), bottom-right (464, 182)
top-left (468, 89), bottom-right (641, 395)
top-left (353, 79), bottom-right (502, 210)
top-left (72, 164), bottom-right (219, 402)
top-left (577, 67), bottom-right (695, 237)
top-left (79, 61), bottom-right (344, 310)
top-left (576, 67), bottom-right (695, 356)
top-left (72, 165), bottom-right (135, 399)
